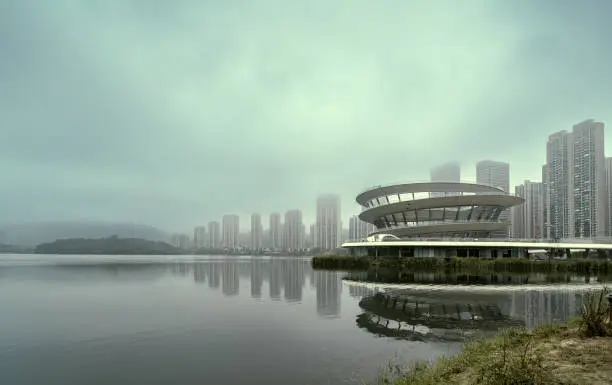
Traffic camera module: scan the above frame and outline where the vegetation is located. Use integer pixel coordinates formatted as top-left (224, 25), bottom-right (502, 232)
top-left (312, 255), bottom-right (612, 275)
top-left (34, 236), bottom-right (183, 255)
top-left (370, 288), bottom-right (612, 385)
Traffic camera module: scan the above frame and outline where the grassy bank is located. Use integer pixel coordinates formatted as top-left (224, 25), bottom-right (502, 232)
top-left (312, 255), bottom-right (612, 275)
top-left (373, 288), bottom-right (612, 385)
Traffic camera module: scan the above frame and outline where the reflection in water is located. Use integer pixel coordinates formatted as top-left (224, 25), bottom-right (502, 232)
top-left (0, 255), bottom-right (606, 385)
top-left (349, 281), bottom-right (593, 342)
top-left (222, 262), bottom-right (239, 296)
top-left (168, 258), bottom-right (341, 317)
top-left (250, 259), bottom-right (263, 298)
top-left (316, 270), bottom-right (342, 318)
top-left (346, 268), bottom-right (612, 286)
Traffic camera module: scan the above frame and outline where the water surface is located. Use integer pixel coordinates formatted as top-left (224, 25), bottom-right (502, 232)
top-left (0, 255), bottom-right (601, 385)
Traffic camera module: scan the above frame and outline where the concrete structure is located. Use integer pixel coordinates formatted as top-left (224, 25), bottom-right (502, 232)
top-left (309, 224), bottom-right (316, 248)
top-left (284, 209), bottom-right (304, 251)
top-left (512, 181), bottom-right (544, 239)
top-left (541, 165), bottom-right (548, 239)
top-left (606, 157), bottom-right (612, 236)
top-left (193, 226), bottom-right (207, 249)
top-left (342, 238), bottom-right (612, 259)
top-left (208, 221), bottom-right (221, 249)
top-left (547, 130), bottom-right (574, 239)
top-left (356, 182), bottom-right (522, 239)
top-left (572, 119), bottom-right (606, 238)
top-left (250, 213), bottom-right (263, 250)
top-left (546, 120), bottom-right (606, 239)
top-left (430, 162), bottom-right (461, 197)
top-left (170, 233), bottom-right (191, 249)
top-left (349, 215), bottom-right (375, 240)
top-left (222, 214), bottom-right (239, 249)
top-left (316, 194), bottom-right (341, 250)
top-left (476, 160), bottom-right (510, 238)
top-left (269, 213), bottom-right (282, 250)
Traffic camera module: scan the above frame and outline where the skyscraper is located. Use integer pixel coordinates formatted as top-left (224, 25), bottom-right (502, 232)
top-left (430, 162), bottom-right (461, 197)
top-left (208, 221), bottom-right (221, 249)
top-left (512, 181), bottom-right (544, 239)
top-left (541, 165), bottom-right (548, 239)
top-left (269, 213), bottom-right (282, 250)
top-left (316, 194), bottom-right (341, 250)
top-left (222, 214), bottom-right (240, 249)
top-left (348, 215), bottom-right (374, 240)
top-left (606, 157), bottom-right (612, 236)
top-left (546, 130), bottom-right (574, 240)
top-left (476, 160), bottom-right (510, 192)
top-left (546, 120), bottom-right (606, 239)
top-left (572, 119), bottom-right (606, 238)
top-left (193, 226), bottom-right (207, 249)
top-left (309, 223), bottom-right (316, 248)
top-left (283, 209), bottom-right (304, 251)
top-left (476, 160), bottom-right (510, 237)
top-left (250, 213), bottom-right (263, 250)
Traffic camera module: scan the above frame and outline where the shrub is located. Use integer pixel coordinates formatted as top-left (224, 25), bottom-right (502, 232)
top-left (580, 286), bottom-right (611, 337)
top-left (477, 331), bottom-right (553, 385)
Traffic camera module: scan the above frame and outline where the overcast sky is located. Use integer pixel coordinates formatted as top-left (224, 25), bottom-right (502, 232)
top-left (2, 0), bottom-right (612, 233)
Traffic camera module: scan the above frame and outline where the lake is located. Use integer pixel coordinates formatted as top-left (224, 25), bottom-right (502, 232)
top-left (0, 255), bottom-right (605, 385)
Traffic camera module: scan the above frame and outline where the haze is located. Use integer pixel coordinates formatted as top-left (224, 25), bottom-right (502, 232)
top-left (2, 0), bottom-right (612, 232)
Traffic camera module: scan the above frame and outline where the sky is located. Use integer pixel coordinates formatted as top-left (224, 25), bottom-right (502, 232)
top-left (2, 0), bottom-right (612, 233)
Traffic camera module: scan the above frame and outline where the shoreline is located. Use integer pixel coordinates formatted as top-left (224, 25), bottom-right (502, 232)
top-left (374, 322), bottom-right (612, 385)
top-left (368, 287), bottom-right (612, 385)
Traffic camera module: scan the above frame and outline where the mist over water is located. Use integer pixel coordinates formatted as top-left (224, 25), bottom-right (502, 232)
top-left (0, 255), bottom-right (602, 385)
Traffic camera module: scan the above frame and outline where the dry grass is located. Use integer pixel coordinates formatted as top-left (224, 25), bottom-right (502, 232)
top-left (373, 322), bottom-right (612, 385)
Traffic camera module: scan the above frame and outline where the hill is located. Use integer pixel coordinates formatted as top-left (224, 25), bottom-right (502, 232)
top-left (0, 221), bottom-right (171, 247)
top-left (34, 236), bottom-right (182, 255)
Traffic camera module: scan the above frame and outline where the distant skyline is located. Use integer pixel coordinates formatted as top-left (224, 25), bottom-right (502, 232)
top-left (3, 1), bottom-right (612, 232)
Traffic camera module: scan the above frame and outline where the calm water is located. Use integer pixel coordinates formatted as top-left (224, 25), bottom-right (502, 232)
top-left (0, 255), bottom-right (603, 385)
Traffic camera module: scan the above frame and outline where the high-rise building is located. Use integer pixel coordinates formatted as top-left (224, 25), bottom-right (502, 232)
top-left (430, 162), bottom-right (461, 197)
top-left (309, 224), bottom-right (316, 248)
top-left (348, 215), bottom-right (375, 240)
top-left (193, 226), bottom-right (207, 249)
top-left (476, 160), bottom-right (510, 192)
top-left (316, 194), bottom-right (341, 250)
top-left (512, 181), bottom-right (544, 239)
top-left (606, 157), bottom-right (612, 236)
top-left (269, 213), bottom-right (282, 250)
top-left (476, 160), bottom-right (510, 237)
top-left (546, 120), bottom-right (605, 239)
top-left (572, 119), bottom-right (606, 238)
top-left (250, 213), bottom-right (263, 250)
top-left (283, 210), bottom-right (304, 251)
top-left (546, 130), bottom-right (574, 240)
top-left (170, 233), bottom-right (191, 249)
top-left (208, 221), bottom-right (221, 249)
top-left (430, 161), bottom-right (461, 182)
top-left (222, 215), bottom-right (240, 249)
top-left (541, 165), bottom-right (548, 239)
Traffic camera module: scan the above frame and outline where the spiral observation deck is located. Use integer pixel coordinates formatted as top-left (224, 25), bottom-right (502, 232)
top-left (356, 182), bottom-right (523, 239)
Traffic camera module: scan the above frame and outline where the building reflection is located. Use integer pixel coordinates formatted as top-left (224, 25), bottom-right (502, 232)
top-left (250, 259), bottom-right (263, 298)
top-left (315, 270), bottom-right (342, 318)
top-left (283, 259), bottom-right (305, 302)
top-left (268, 259), bottom-right (283, 301)
top-left (208, 263), bottom-right (220, 288)
top-left (509, 289), bottom-right (582, 329)
top-left (193, 264), bottom-right (206, 284)
top-left (221, 262), bottom-right (239, 296)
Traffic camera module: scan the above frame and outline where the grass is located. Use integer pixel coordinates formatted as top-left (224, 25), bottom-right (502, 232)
top-left (368, 288), bottom-right (612, 385)
top-left (312, 255), bottom-right (612, 275)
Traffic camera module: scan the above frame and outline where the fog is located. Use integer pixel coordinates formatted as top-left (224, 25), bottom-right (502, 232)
top-left (2, 0), bottom-right (612, 232)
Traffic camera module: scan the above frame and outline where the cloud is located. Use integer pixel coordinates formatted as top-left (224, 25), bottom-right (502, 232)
top-left (2, 0), bottom-right (612, 231)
